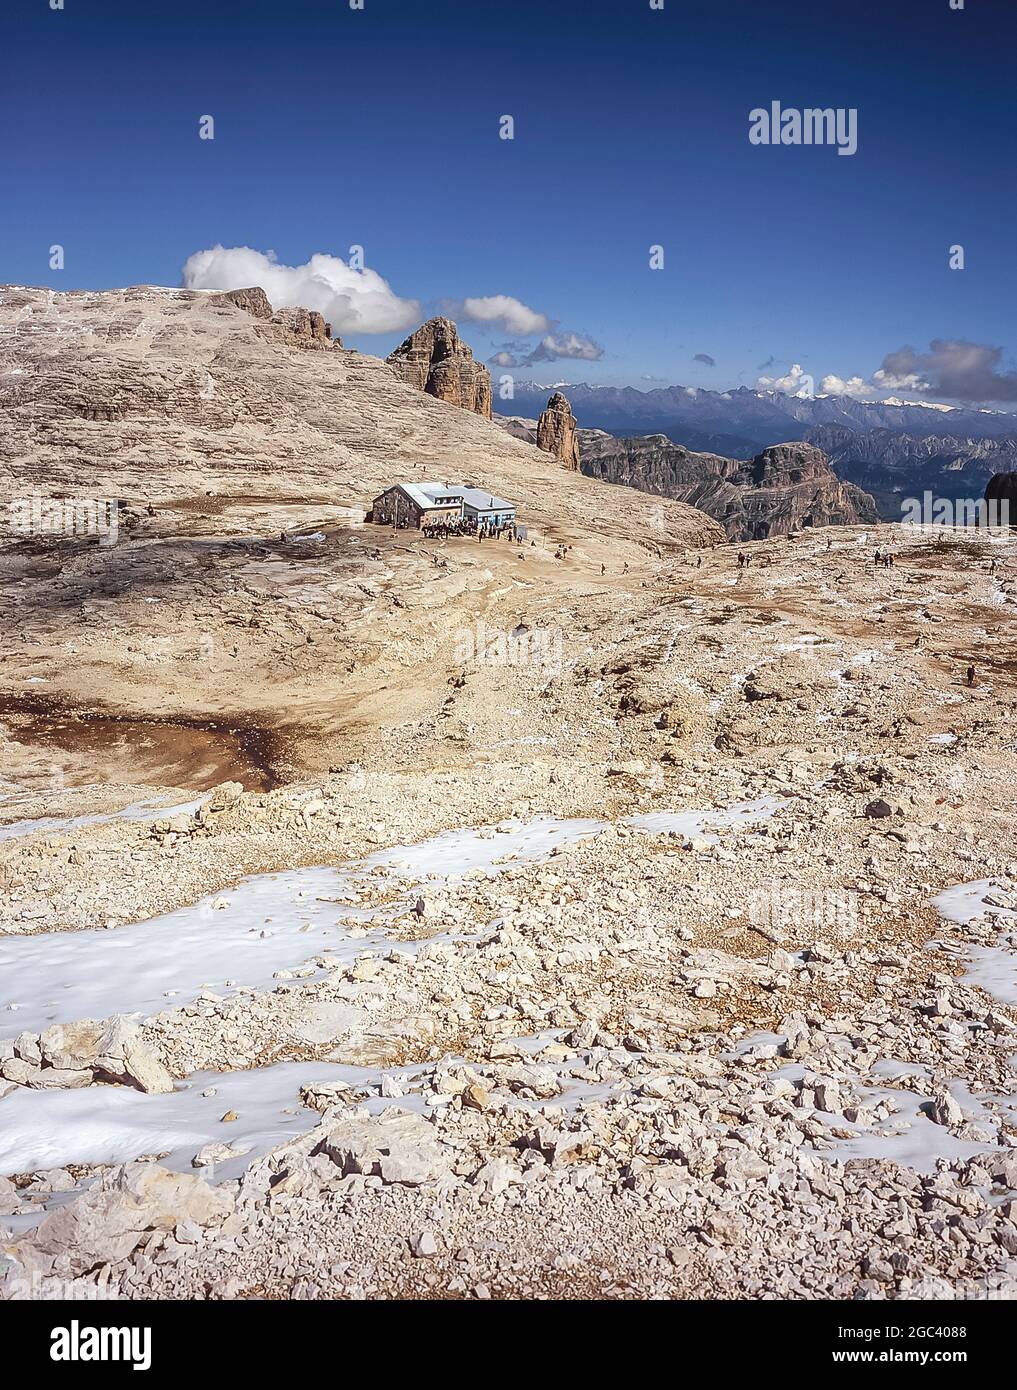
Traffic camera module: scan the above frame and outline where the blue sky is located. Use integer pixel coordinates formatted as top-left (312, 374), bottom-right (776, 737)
top-left (3, 0), bottom-right (1016, 400)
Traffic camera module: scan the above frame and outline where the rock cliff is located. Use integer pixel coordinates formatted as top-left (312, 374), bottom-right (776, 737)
top-left (807, 424), bottom-right (1017, 520)
top-left (386, 317), bottom-right (492, 419)
top-left (578, 433), bottom-right (878, 540)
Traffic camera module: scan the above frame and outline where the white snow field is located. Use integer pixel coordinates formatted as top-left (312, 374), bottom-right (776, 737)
top-left (1, 802), bottom-right (781, 1037)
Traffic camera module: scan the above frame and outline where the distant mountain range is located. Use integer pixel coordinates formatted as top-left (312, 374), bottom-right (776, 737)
top-left (508, 382), bottom-right (1017, 518)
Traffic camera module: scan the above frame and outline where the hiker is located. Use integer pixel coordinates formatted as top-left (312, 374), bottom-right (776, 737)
top-left (601, 563), bottom-right (606, 575)
top-left (966, 664), bottom-right (976, 688)
top-left (874, 548), bottom-right (882, 567)
top-left (737, 551), bottom-right (744, 569)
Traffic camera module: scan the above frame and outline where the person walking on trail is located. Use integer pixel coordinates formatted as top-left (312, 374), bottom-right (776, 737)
top-left (966, 663), bottom-right (976, 688)
top-left (737, 551), bottom-right (744, 569)
top-left (601, 563), bottom-right (606, 575)
top-left (874, 548), bottom-right (883, 567)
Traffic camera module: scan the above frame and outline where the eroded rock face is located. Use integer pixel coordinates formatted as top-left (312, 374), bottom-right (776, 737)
top-left (211, 286), bottom-right (273, 320)
top-left (536, 392), bottom-right (580, 470)
top-left (269, 306), bottom-right (337, 351)
top-left (212, 287), bottom-right (339, 350)
top-left (386, 317), bottom-right (492, 419)
top-left (579, 433), bottom-right (878, 540)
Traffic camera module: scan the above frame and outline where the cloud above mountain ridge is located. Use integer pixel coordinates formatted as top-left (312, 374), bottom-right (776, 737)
top-left (182, 245), bottom-right (421, 334)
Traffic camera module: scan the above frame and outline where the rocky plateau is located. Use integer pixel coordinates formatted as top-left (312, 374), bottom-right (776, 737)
top-left (1, 285), bottom-right (1016, 1303)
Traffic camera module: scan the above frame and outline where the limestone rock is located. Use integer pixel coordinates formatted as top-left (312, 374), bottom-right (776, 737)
top-left (269, 306), bottom-right (338, 351)
top-left (39, 1019), bottom-right (107, 1071)
top-left (409, 1230), bottom-right (439, 1258)
top-left (0, 1175), bottom-right (21, 1217)
top-left (927, 1090), bottom-right (964, 1128)
top-left (317, 1112), bottom-right (451, 1186)
top-left (211, 286), bottom-right (273, 320)
top-left (536, 392), bottom-right (581, 470)
top-left (94, 1016), bottom-right (175, 1094)
top-left (19, 1163), bottom-right (233, 1275)
top-left (386, 317), bottom-right (492, 419)
top-left (579, 434), bottom-right (878, 541)
top-left (213, 286), bottom-right (337, 348)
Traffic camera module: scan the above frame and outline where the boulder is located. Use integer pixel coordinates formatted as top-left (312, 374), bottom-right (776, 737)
top-left (93, 1017), bottom-right (175, 1094)
top-left (317, 1112), bottom-right (451, 1186)
top-left (927, 1090), bottom-right (964, 1128)
top-left (19, 1163), bottom-right (234, 1275)
top-left (38, 1019), bottom-right (107, 1072)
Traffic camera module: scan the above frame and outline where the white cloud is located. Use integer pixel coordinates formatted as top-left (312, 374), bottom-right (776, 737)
top-left (871, 366), bottom-right (930, 393)
top-left (181, 245), bottom-right (421, 334)
top-left (457, 294), bottom-right (551, 336)
top-left (820, 373), bottom-right (872, 399)
top-left (490, 331), bottom-right (604, 368)
top-left (874, 340), bottom-right (1017, 402)
top-left (756, 363), bottom-right (814, 398)
top-left (526, 331), bottom-right (603, 364)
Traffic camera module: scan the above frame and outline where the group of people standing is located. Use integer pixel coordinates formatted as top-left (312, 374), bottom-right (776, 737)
top-left (420, 517), bottom-right (475, 539)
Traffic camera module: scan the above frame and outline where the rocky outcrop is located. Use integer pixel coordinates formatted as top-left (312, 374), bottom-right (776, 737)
top-left (268, 306), bottom-right (337, 350)
top-left (211, 286), bottom-right (337, 347)
top-left (386, 317), bottom-right (492, 419)
top-left (579, 433), bottom-right (878, 540)
top-left (212, 287), bottom-right (339, 350)
top-left (536, 392), bottom-right (580, 470)
top-left (212, 286), bottom-right (273, 320)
